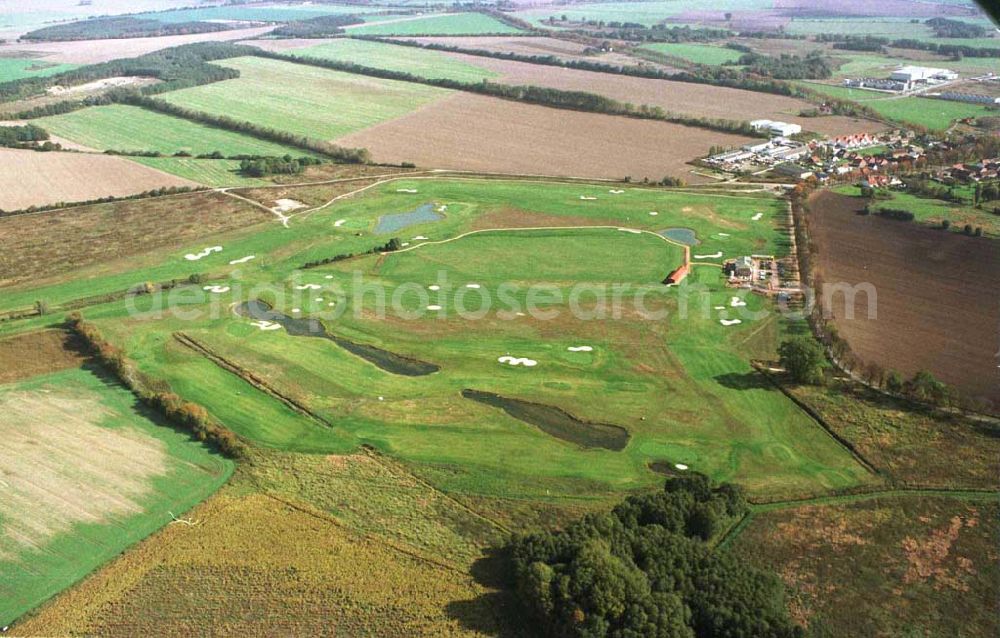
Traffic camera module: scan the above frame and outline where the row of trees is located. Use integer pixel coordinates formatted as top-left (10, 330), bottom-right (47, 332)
top-left (238, 155), bottom-right (323, 177)
top-left (66, 312), bottom-right (246, 458)
top-left (508, 474), bottom-right (803, 637)
top-left (301, 237), bottom-right (401, 269)
top-left (0, 185), bottom-right (197, 216)
top-left (21, 16), bottom-right (230, 41)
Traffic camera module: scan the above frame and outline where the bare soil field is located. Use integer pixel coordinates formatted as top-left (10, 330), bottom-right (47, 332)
top-left (807, 190), bottom-right (1000, 410)
top-left (0, 190), bottom-right (268, 287)
top-left (0, 149), bottom-right (196, 211)
top-left (336, 92), bottom-right (754, 182)
top-left (0, 26), bottom-right (275, 64)
top-left (405, 35), bottom-right (663, 69)
top-left (0, 331), bottom-right (85, 384)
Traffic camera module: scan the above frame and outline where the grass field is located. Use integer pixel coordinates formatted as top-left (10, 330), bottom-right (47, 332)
top-left (138, 4), bottom-right (383, 22)
top-left (0, 57), bottom-right (76, 82)
top-left (512, 0), bottom-right (772, 27)
top-left (289, 39), bottom-right (496, 82)
top-left (345, 12), bottom-right (523, 35)
top-left (0, 367), bottom-right (233, 628)
top-left (832, 185), bottom-right (1000, 237)
top-left (160, 56), bottom-right (450, 141)
top-left (36, 104), bottom-right (312, 157)
top-left (130, 157), bottom-right (271, 188)
top-left (639, 42), bottom-right (743, 65)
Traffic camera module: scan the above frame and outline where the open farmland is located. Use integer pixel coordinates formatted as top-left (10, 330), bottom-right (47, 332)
top-left (640, 42), bottom-right (744, 65)
top-left (160, 56), bottom-right (451, 141)
top-left (404, 35), bottom-right (664, 68)
top-left (0, 366), bottom-right (232, 628)
top-left (436, 52), bottom-right (887, 136)
top-left (807, 190), bottom-right (1000, 410)
top-left (0, 149), bottom-right (196, 211)
top-left (129, 157), bottom-right (272, 188)
top-left (336, 92), bottom-right (755, 181)
top-left (36, 104), bottom-right (313, 157)
top-left (0, 57), bottom-right (77, 82)
top-left (733, 495), bottom-right (999, 637)
top-left (344, 12), bottom-right (522, 36)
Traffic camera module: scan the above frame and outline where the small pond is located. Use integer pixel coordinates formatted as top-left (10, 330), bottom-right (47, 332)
top-left (374, 203), bottom-right (444, 235)
top-left (659, 227), bottom-right (700, 246)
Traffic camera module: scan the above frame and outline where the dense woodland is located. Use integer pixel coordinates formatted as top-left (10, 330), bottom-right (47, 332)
top-left (21, 17), bottom-right (231, 42)
top-left (270, 14), bottom-right (364, 38)
top-left (508, 474), bottom-right (802, 638)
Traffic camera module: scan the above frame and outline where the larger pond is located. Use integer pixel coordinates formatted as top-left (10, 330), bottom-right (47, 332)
top-left (236, 300), bottom-right (439, 376)
top-left (659, 227), bottom-right (699, 245)
top-left (374, 203), bottom-right (444, 235)
top-left (462, 389), bottom-right (630, 451)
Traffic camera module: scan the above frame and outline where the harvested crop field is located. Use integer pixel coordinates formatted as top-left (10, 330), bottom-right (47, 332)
top-left (0, 190), bottom-right (268, 287)
top-left (807, 190), bottom-right (1000, 410)
top-left (0, 330), bottom-right (85, 383)
top-left (336, 92), bottom-right (754, 181)
top-left (437, 52), bottom-right (886, 136)
top-left (0, 149), bottom-right (196, 211)
top-left (403, 35), bottom-right (658, 68)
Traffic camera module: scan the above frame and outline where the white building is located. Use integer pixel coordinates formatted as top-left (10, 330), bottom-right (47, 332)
top-left (749, 119), bottom-right (802, 137)
top-left (889, 66), bottom-right (957, 83)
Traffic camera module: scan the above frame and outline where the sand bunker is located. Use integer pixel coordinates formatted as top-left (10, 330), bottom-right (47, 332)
top-left (273, 199), bottom-right (305, 213)
top-left (295, 284), bottom-right (322, 290)
top-left (609, 189), bottom-right (624, 194)
top-left (465, 283), bottom-right (481, 289)
top-left (184, 246), bottom-right (222, 261)
top-left (751, 212), bottom-right (763, 221)
top-left (649, 211), bottom-right (658, 216)
top-left (401, 242), bottom-right (410, 247)
top-left (396, 188), bottom-right (418, 193)
top-left (730, 296), bottom-right (747, 307)
top-left (427, 304), bottom-right (442, 311)
top-left (694, 252), bottom-right (723, 259)
top-left (719, 319), bottom-right (742, 326)
top-left (413, 235), bottom-right (428, 240)
top-left (291, 308), bottom-right (301, 313)
top-left (315, 297), bottom-right (323, 302)
top-left (579, 195), bottom-right (597, 200)
top-left (428, 284), bottom-right (441, 291)
top-left (437, 204), bottom-right (447, 212)
top-left (251, 320), bottom-right (282, 331)
top-left (498, 356), bottom-right (537, 367)
top-left (675, 463), bottom-right (689, 471)
top-left (618, 228), bottom-right (642, 234)
top-left (229, 255), bottom-right (255, 265)
top-left (714, 305), bottom-right (725, 310)
top-left (567, 345), bottom-right (593, 352)
top-left (334, 219), bottom-right (347, 227)
top-left (202, 285), bottom-right (230, 294)
top-left (325, 275), bottom-right (334, 279)
top-left (718, 232), bottom-right (730, 237)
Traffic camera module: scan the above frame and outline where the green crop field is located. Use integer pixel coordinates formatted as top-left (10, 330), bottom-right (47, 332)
top-left (513, 0), bottom-right (771, 27)
top-left (138, 4), bottom-right (383, 22)
top-left (36, 104), bottom-right (313, 157)
top-left (0, 366), bottom-right (233, 627)
top-left (832, 185), bottom-right (1000, 237)
top-left (640, 42), bottom-right (743, 65)
top-left (130, 157), bottom-right (272, 188)
top-left (289, 39), bottom-right (497, 82)
top-left (160, 56), bottom-right (451, 141)
top-left (345, 12), bottom-right (523, 35)
top-left (0, 58), bottom-right (76, 83)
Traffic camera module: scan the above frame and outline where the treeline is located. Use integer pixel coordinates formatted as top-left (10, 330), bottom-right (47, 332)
top-left (474, 8), bottom-right (538, 32)
top-left (569, 24), bottom-right (732, 43)
top-left (271, 14), bottom-right (364, 38)
top-left (827, 35), bottom-right (889, 53)
top-left (0, 123), bottom-right (61, 151)
top-left (66, 313), bottom-right (247, 458)
top-left (239, 155), bottom-right (323, 177)
top-left (302, 237), bottom-right (402, 269)
top-left (20, 16), bottom-right (231, 42)
top-left (368, 36), bottom-right (809, 99)
top-left (734, 51), bottom-right (832, 80)
top-left (123, 93), bottom-right (371, 162)
top-left (926, 17), bottom-right (988, 39)
top-left (0, 42), bottom-right (258, 105)
top-left (0, 185), bottom-right (199, 216)
top-left (263, 49), bottom-right (761, 136)
top-left (508, 474), bottom-right (803, 637)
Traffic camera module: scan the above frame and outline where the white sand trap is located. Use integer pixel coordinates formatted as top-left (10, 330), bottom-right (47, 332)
top-left (184, 246), bottom-right (222, 261)
top-left (413, 235), bottom-right (428, 240)
top-left (401, 242), bottom-right (410, 247)
top-left (649, 211), bottom-right (658, 216)
top-left (273, 199), bottom-right (305, 213)
top-left (618, 228), bottom-right (642, 234)
top-left (675, 463), bottom-right (689, 471)
top-left (328, 302), bottom-right (336, 307)
top-left (694, 252), bottom-right (723, 259)
top-left (718, 232), bottom-right (730, 237)
top-left (228, 255), bottom-right (255, 265)
top-left (427, 304), bottom-right (442, 311)
top-left (719, 319), bottom-right (742, 326)
top-left (251, 320), bottom-right (282, 331)
top-left (579, 195), bottom-right (597, 200)
top-left (465, 283), bottom-right (481, 289)
top-left (567, 346), bottom-right (593, 352)
top-left (428, 284), bottom-right (441, 291)
top-left (682, 206), bottom-right (693, 212)
top-left (751, 212), bottom-right (763, 221)
top-left (378, 396), bottom-right (384, 401)
top-left (730, 296), bottom-right (747, 307)
top-left (515, 312), bottom-right (526, 317)
top-left (295, 284), bottom-right (322, 290)
top-left (714, 305), bottom-right (725, 310)
top-left (202, 285), bottom-right (230, 294)
top-left (291, 308), bottom-right (301, 313)
top-left (396, 188), bottom-right (418, 193)
top-left (315, 297), bottom-right (323, 302)
top-left (608, 189), bottom-right (624, 194)
top-left (437, 204), bottom-right (447, 212)
top-left (498, 356), bottom-right (537, 367)
top-left (325, 275), bottom-right (334, 279)
top-left (334, 219), bottom-right (347, 227)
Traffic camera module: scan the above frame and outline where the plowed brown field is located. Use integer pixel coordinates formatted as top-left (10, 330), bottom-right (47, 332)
top-left (335, 92), bottom-right (754, 182)
top-left (807, 190), bottom-right (1000, 410)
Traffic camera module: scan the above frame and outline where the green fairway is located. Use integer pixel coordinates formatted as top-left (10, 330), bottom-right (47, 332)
top-left (640, 42), bottom-right (743, 65)
top-left (160, 56), bottom-right (451, 141)
top-left (289, 39), bottom-right (497, 82)
top-left (130, 157), bottom-right (271, 188)
top-left (345, 12), bottom-right (523, 35)
top-left (36, 104), bottom-right (314, 156)
top-left (0, 58), bottom-right (76, 83)
top-left (0, 367), bottom-right (233, 627)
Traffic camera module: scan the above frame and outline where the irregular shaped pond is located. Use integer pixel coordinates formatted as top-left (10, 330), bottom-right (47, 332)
top-left (374, 203), bottom-right (444, 235)
top-left (236, 300), bottom-right (439, 376)
top-left (462, 389), bottom-right (629, 451)
top-left (659, 227), bottom-right (699, 246)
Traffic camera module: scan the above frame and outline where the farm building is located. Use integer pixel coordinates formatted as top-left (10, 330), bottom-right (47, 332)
top-left (663, 263), bottom-right (689, 285)
top-left (774, 163), bottom-right (814, 180)
top-left (749, 119), bottom-right (802, 137)
top-left (889, 66), bottom-right (957, 84)
top-left (735, 256), bottom-right (753, 279)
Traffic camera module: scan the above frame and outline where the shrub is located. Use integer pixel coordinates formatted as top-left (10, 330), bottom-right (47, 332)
top-left (778, 337), bottom-right (825, 384)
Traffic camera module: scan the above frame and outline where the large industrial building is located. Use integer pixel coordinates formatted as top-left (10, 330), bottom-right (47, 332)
top-left (889, 66), bottom-right (959, 84)
top-left (749, 119), bottom-right (802, 137)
